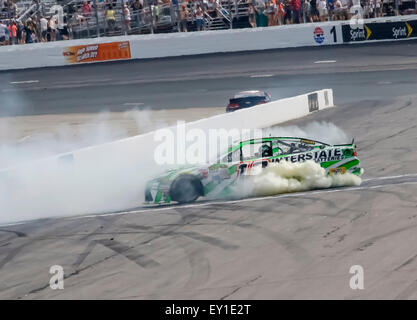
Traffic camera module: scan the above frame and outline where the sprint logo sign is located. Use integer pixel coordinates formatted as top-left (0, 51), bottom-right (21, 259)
top-left (392, 22), bottom-right (413, 39)
top-left (342, 23), bottom-right (371, 42)
top-left (342, 20), bottom-right (417, 43)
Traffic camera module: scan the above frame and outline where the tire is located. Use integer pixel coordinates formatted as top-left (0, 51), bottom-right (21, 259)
top-left (169, 175), bottom-right (203, 204)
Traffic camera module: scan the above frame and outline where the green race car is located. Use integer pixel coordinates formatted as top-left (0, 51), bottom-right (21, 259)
top-left (145, 136), bottom-right (362, 204)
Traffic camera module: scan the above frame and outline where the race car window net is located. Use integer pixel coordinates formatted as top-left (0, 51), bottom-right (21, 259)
top-left (275, 140), bottom-right (315, 155)
top-left (241, 142), bottom-right (272, 161)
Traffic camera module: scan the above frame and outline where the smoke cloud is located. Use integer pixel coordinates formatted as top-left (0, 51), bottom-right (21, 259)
top-left (230, 160), bottom-right (361, 199)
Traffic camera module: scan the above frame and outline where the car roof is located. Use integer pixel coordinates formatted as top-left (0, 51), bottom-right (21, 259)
top-left (233, 90), bottom-right (267, 98)
top-left (227, 137), bottom-right (331, 153)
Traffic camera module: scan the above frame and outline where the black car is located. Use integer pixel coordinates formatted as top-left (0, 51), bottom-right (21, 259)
top-left (226, 90), bottom-right (272, 112)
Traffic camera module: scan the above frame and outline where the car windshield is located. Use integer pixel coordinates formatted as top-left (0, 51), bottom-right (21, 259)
top-left (275, 139), bottom-right (316, 154)
top-left (220, 138), bottom-right (318, 162)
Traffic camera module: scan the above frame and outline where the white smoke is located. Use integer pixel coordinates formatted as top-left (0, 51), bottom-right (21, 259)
top-left (231, 160), bottom-right (362, 199)
top-left (263, 121), bottom-right (350, 145)
top-left (0, 109), bottom-right (166, 225)
top-left (0, 113), bottom-right (128, 169)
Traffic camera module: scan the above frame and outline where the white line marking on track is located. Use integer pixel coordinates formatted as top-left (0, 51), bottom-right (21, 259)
top-left (10, 80), bottom-right (39, 84)
top-left (67, 176), bottom-right (417, 221)
top-left (123, 102), bottom-right (144, 106)
top-left (314, 60), bottom-right (336, 64)
top-left (362, 173), bottom-right (417, 182)
top-left (3, 173), bottom-right (417, 227)
top-left (250, 74), bottom-right (274, 78)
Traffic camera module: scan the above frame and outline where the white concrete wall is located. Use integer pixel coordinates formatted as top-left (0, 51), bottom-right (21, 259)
top-left (1, 14), bottom-right (416, 71)
top-left (1, 89), bottom-right (333, 173)
top-left (60, 89), bottom-right (334, 167)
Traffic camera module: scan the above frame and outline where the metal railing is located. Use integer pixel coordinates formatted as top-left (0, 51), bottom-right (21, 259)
top-left (2, 0), bottom-right (416, 45)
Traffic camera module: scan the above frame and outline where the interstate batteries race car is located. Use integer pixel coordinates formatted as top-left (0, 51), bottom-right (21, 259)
top-left (145, 137), bottom-right (362, 204)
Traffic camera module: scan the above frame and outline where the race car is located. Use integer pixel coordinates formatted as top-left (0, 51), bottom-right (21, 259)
top-left (226, 90), bottom-right (271, 112)
top-left (145, 136), bottom-right (362, 204)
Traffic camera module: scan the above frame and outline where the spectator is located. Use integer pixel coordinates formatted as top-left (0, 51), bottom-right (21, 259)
top-left (0, 20), bottom-right (7, 45)
top-left (255, 0), bottom-right (268, 26)
top-left (105, 4), bottom-right (116, 33)
top-left (266, 0), bottom-right (276, 26)
top-left (310, 0), bottom-right (319, 21)
top-left (291, 0), bottom-right (301, 23)
top-left (24, 20), bottom-right (34, 43)
top-left (318, 0), bottom-right (328, 20)
top-left (248, 3), bottom-right (257, 28)
top-left (303, 0), bottom-right (313, 22)
top-left (16, 20), bottom-right (23, 43)
top-left (375, 0), bottom-right (382, 17)
top-left (327, 0), bottom-right (335, 20)
top-left (40, 16), bottom-right (48, 42)
top-left (333, 0), bottom-right (342, 19)
top-left (8, 19), bottom-right (16, 44)
top-left (339, 0), bottom-right (350, 19)
top-left (132, 0), bottom-right (143, 12)
top-left (60, 15), bottom-right (70, 40)
top-left (179, 4), bottom-right (188, 32)
top-left (274, 0), bottom-right (284, 25)
top-left (283, 0), bottom-right (292, 24)
top-left (152, 1), bottom-right (159, 25)
top-left (82, 1), bottom-right (92, 18)
top-left (48, 15), bottom-right (57, 41)
top-left (124, 4), bottom-right (131, 31)
top-left (195, 4), bottom-right (204, 31)
top-left (206, 0), bottom-right (217, 18)
top-left (53, 10), bottom-right (65, 41)
top-left (131, 0), bottom-right (143, 27)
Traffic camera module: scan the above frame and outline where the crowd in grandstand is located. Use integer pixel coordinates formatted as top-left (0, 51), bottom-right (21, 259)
top-left (0, 0), bottom-right (416, 45)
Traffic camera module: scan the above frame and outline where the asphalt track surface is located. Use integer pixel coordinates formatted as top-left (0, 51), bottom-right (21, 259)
top-left (1, 41), bottom-right (417, 299)
top-left (2, 40), bottom-right (417, 116)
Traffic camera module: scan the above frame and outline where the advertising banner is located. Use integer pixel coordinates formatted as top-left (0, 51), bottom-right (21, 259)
top-left (63, 41), bottom-right (131, 64)
top-left (342, 20), bottom-right (417, 42)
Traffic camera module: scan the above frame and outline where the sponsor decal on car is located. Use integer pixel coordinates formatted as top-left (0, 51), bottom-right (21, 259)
top-left (329, 167), bottom-right (347, 175)
top-left (271, 148), bottom-right (344, 163)
top-left (300, 139), bottom-right (316, 145)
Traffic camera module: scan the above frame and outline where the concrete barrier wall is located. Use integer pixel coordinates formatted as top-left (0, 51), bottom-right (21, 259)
top-left (1, 14), bottom-right (417, 71)
top-left (65, 88), bottom-right (334, 168)
top-left (1, 89), bottom-right (333, 174)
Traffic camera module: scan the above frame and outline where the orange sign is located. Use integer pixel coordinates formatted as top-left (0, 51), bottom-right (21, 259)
top-left (63, 41), bottom-right (131, 64)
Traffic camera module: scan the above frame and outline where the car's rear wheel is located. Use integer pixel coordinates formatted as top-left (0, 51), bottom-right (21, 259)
top-left (169, 175), bottom-right (204, 204)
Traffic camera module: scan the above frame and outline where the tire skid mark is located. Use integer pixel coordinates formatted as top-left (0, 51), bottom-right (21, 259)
top-left (393, 252), bottom-right (417, 272)
top-left (395, 279), bottom-right (417, 300)
top-left (174, 236), bottom-right (211, 290)
top-left (219, 275), bottom-right (262, 300)
top-left (0, 229), bottom-right (26, 238)
top-left (95, 239), bottom-right (160, 268)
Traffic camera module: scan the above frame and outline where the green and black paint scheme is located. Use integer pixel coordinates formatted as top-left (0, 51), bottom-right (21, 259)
top-left (145, 137), bottom-right (362, 204)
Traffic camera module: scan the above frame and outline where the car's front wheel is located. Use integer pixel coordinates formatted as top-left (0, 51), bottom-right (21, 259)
top-left (169, 174), bottom-right (204, 204)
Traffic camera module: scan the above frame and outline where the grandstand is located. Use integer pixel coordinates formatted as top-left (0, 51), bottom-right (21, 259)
top-left (0, 0), bottom-right (416, 44)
